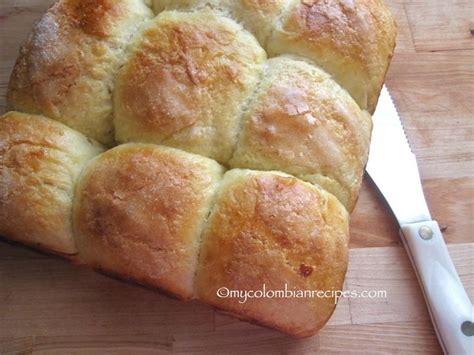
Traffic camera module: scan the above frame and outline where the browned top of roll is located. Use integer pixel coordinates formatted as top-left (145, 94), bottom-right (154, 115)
top-left (196, 169), bottom-right (349, 337)
top-left (73, 143), bottom-right (224, 299)
top-left (6, 0), bottom-right (153, 145)
top-left (230, 56), bottom-right (372, 210)
top-left (268, 0), bottom-right (396, 112)
top-left (113, 10), bottom-right (266, 163)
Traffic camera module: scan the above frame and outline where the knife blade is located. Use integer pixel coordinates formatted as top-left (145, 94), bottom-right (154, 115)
top-left (367, 86), bottom-right (473, 355)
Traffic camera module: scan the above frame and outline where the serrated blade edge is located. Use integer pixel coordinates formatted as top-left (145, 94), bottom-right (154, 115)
top-left (367, 86), bottom-right (431, 225)
top-left (371, 86), bottom-right (412, 155)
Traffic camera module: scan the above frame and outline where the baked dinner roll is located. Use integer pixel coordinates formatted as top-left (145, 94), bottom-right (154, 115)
top-left (7, 0), bottom-right (153, 145)
top-left (0, 111), bottom-right (104, 255)
top-left (196, 169), bottom-right (349, 337)
top-left (229, 56), bottom-right (372, 211)
top-left (73, 144), bottom-right (224, 300)
top-left (152, 0), bottom-right (290, 44)
top-left (266, 0), bottom-right (396, 112)
top-left (113, 11), bottom-right (266, 163)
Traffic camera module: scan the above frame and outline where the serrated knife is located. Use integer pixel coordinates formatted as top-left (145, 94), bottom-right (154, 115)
top-left (366, 86), bottom-right (473, 354)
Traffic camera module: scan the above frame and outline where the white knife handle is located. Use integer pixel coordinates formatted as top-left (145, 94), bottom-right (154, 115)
top-left (400, 221), bottom-right (473, 354)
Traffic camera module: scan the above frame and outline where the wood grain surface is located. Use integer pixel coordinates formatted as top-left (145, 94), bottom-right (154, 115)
top-left (0, 0), bottom-right (473, 353)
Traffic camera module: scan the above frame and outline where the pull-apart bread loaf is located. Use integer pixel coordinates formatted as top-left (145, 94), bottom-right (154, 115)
top-left (2, 0), bottom-right (396, 337)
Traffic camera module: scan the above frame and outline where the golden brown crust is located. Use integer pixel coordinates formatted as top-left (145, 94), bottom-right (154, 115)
top-left (114, 11), bottom-right (266, 163)
top-left (73, 144), bottom-right (224, 300)
top-left (267, 0), bottom-right (396, 112)
top-left (66, 0), bottom-right (123, 37)
top-left (6, 0), bottom-right (153, 145)
top-left (0, 111), bottom-right (104, 255)
top-left (230, 57), bottom-right (372, 210)
top-left (196, 169), bottom-right (349, 337)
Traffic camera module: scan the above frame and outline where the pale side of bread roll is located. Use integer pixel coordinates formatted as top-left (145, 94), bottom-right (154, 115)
top-left (196, 169), bottom-right (350, 337)
top-left (6, 0), bottom-right (153, 145)
top-left (73, 143), bottom-right (224, 300)
top-left (229, 56), bottom-right (372, 211)
top-left (113, 10), bottom-right (266, 163)
top-left (152, 0), bottom-right (290, 44)
top-left (266, 0), bottom-right (397, 113)
top-left (0, 111), bottom-right (104, 255)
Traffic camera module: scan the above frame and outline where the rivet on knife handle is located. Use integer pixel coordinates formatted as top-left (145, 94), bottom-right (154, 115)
top-left (400, 220), bottom-right (473, 354)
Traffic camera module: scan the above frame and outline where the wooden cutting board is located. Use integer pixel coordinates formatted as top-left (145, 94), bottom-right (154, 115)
top-left (0, 1), bottom-right (473, 353)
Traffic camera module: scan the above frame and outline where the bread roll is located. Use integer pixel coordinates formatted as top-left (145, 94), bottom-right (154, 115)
top-left (196, 169), bottom-right (349, 337)
top-left (152, 0), bottom-right (290, 44)
top-left (0, 111), bottom-right (104, 255)
top-left (6, 0), bottom-right (153, 145)
top-left (229, 56), bottom-right (372, 210)
top-left (113, 11), bottom-right (266, 163)
top-left (266, 0), bottom-right (397, 112)
top-left (73, 143), bottom-right (224, 300)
